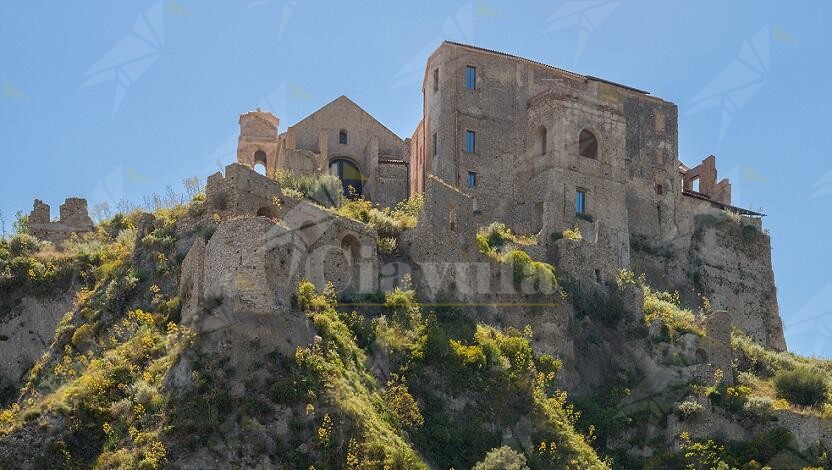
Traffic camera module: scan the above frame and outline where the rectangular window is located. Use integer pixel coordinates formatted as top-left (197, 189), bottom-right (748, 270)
top-left (465, 130), bottom-right (476, 153)
top-left (432, 132), bottom-right (437, 156)
top-left (433, 68), bottom-right (439, 92)
top-left (467, 171), bottom-right (477, 188)
top-left (576, 190), bottom-right (586, 214)
top-left (465, 65), bottom-right (477, 90)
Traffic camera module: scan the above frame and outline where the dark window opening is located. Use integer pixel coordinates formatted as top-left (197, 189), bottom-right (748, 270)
top-left (538, 126), bottom-right (547, 156)
top-left (656, 183), bottom-right (664, 195)
top-left (339, 129), bottom-right (348, 145)
top-left (579, 129), bottom-right (598, 159)
top-left (432, 132), bottom-right (438, 156)
top-left (329, 159), bottom-right (364, 198)
top-left (467, 171), bottom-right (477, 188)
top-left (433, 68), bottom-right (439, 92)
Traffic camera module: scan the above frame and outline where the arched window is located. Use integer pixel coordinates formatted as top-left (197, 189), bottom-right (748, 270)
top-left (329, 159), bottom-right (364, 198)
top-left (253, 150), bottom-right (267, 175)
top-left (339, 129), bottom-right (348, 145)
top-left (537, 126), bottom-right (547, 156)
top-left (579, 129), bottom-right (598, 159)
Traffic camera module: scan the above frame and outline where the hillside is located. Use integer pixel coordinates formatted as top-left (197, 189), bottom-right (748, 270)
top-left (0, 173), bottom-right (830, 470)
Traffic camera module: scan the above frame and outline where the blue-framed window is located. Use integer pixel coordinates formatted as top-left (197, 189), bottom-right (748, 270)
top-left (465, 130), bottom-right (476, 153)
top-left (576, 189), bottom-right (586, 214)
top-left (465, 66), bottom-right (477, 90)
top-left (467, 171), bottom-right (477, 188)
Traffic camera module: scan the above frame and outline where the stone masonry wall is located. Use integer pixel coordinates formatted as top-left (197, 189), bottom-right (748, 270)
top-left (28, 198), bottom-right (95, 246)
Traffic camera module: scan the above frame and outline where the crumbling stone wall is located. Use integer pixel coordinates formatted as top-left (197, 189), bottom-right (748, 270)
top-left (205, 163), bottom-right (284, 219)
top-left (183, 165), bottom-right (379, 331)
top-left (681, 155), bottom-right (731, 204)
top-left (28, 198), bottom-right (94, 246)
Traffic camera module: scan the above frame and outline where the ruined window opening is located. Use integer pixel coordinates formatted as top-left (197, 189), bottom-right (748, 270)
top-left (594, 269), bottom-right (602, 283)
top-left (253, 162), bottom-right (267, 176)
top-left (465, 130), bottom-right (476, 153)
top-left (691, 177), bottom-right (700, 193)
top-left (467, 171), bottom-right (477, 188)
top-left (576, 189), bottom-right (587, 215)
top-left (537, 126), bottom-right (547, 156)
top-left (329, 158), bottom-right (364, 198)
top-left (465, 65), bottom-right (477, 90)
top-left (433, 68), bottom-right (439, 92)
top-left (449, 204), bottom-right (457, 232)
top-left (254, 150), bottom-right (267, 165)
top-left (656, 183), bottom-right (664, 195)
top-left (432, 132), bottom-right (438, 156)
top-left (339, 129), bottom-right (348, 145)
top-left (579, 129), bottom-right (598, 159)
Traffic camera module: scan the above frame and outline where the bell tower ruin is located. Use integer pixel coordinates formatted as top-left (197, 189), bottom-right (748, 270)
top-left (236, 108), bottom-right (280, 175)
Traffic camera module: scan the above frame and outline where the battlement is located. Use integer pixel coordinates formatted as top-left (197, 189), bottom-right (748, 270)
top-left (28, 197), bottom-right (94, 246)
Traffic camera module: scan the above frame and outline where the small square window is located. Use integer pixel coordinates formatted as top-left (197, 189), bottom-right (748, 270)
top-left (465, 130), bottom-right (476, 153)
top-left (433, 68), bottom-right (439, 92)
top-left (576, 190), bottom-right (587, 214)
top-left (465, 66), bottom-right (477, 90)
top-left (467, 171), bottom-right (477, 188)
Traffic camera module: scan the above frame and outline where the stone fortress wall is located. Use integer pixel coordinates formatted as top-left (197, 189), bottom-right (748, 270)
top-left (27, 198), bottom-right (95, 245)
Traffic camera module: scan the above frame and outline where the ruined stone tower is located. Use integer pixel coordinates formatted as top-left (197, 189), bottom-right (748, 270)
top-left (236, 109), bottom-right (280, 176)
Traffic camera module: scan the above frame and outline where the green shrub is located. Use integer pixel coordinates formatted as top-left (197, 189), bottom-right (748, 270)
top-left (473, 446), bottom-right (529, 470)
top-left (642, 286), bottom-right (704, 337)
top-left (378, 237), bottom-right (397, 254)
top-left (274, 169), bottom-right (343, 207)
top-left (774, 366), bottom-right (829, 407)
top-left (562, 225), bottom-right (582, 241)
top-left (8, 233), bottom-right (40, 257)
top-left (478, 222), bottom-right (515, 252)
top-left (676, 400), bottom-right (704, 419)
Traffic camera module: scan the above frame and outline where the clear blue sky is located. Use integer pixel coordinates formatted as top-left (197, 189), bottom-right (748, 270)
top-left (1, 0), bottom-right (830, 357)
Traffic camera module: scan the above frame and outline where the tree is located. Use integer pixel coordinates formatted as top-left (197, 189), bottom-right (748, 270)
top-left (473, 446), bottom-right (529, 470)
top-left (12, 211), bottom-right (29, 235)
top-left (92, 202), bottom-right (112, 223)
top-left (183, 176), bottom-right (203, 200)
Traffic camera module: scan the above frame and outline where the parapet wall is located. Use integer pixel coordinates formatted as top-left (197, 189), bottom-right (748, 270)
top-left (28, 198), bottom-right (94, 245)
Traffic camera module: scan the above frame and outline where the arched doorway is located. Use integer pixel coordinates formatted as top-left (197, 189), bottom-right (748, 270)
top-left (329, 158), bottom-right (364, 198)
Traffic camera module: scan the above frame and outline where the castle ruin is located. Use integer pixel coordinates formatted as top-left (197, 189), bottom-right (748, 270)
top-left (232, 41), bottom-right (784, 350)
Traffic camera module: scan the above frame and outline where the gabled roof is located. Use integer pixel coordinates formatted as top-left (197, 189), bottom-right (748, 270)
top-left (437, 41), bottom-right (652, 96)
top-left (289, 95), bottom-right (404, 142)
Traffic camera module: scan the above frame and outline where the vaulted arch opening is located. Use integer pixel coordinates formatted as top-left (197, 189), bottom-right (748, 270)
top-left (579, 129), bottom-right (598, 159)
top-left (329, 158), bottom-right (364, 198)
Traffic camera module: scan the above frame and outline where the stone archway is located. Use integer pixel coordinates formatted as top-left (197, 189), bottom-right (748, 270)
top-left (329, 158), bottom-right (364, 198)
